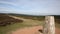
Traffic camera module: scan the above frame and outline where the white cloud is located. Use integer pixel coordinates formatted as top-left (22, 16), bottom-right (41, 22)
top-left (0, 1), bottom-right (19, 7)
top-left (0, 0), bottom-right (60, 15)
top-left (0, 7), bottom-right (18, 13)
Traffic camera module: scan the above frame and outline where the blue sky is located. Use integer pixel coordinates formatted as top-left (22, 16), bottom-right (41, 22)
top-left (0, 0), bottom-right (60, 15)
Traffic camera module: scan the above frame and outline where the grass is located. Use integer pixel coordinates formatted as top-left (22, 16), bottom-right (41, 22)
top-left (0, 15), bottom-right (60, 34)
top-left (0, 18), bottom-right (44, 34)
top-left (0, 22), bottom-right (60, 34)
top-left (55, 23), bottom-right (60, 28)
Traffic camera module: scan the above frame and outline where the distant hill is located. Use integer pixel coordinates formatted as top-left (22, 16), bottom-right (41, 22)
top-left (0, 13), bottom-right (60, 24)
top-left (0, 14), bottom-right (23, 26)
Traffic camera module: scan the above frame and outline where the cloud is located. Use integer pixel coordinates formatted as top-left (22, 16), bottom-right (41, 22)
top-left (0, 7), bottom-right (18, 13)
top-left (0, 0), bottom-right (60, 15)
top-left (0, 1), bottom-right (19, 7)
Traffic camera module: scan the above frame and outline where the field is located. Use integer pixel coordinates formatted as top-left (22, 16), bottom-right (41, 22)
top-left (0, 14), bottom-right (60, 34)
top-left (0, 14), bottom-right (44, 34)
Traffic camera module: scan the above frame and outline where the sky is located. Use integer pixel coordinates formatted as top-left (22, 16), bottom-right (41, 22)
top-left (0, 0), bottom-right (60, 15)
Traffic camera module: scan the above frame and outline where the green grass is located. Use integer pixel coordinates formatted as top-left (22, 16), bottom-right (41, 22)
top-left (0, 19), bottom-right (44, 34)
top-left (0, 18), bottom-right (60, 34)
top-left (0, 14), bottom-right (60, 34)
top-left (55, 23), bottom-right (60, 28)
top-left (0, 20), bottom-right (60, 34)
top-left (0, 23), bottom-right (32, 34)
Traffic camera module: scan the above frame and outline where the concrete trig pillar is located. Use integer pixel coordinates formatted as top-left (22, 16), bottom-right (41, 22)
top-left (43, 16), bottom-right (55, 34)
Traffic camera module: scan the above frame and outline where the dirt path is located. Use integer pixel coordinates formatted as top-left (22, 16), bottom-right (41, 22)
top-left (8, 15), bottom-right (43, 26)
top-left (8, 15), bottom-right (31, 21)
top-left (7, 26), bottom-right (60, 34)
top-left (8, 15), bottom-right (60, 34)
top-left (55, 28), bottom-right (60, 34)
top-left (11, 26), bottom-right (43, 34)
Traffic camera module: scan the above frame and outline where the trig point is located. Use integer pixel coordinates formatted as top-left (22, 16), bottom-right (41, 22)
top-left (43, 16), bottom-right (55, 34)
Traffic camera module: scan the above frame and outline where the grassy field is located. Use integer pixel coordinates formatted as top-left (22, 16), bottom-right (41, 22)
top-left (0, 14), bottom-right (60, 34)
top-left (0, 16), bottom-right (44, 34)
top-left (0, 21), bottom-right (60, 34)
